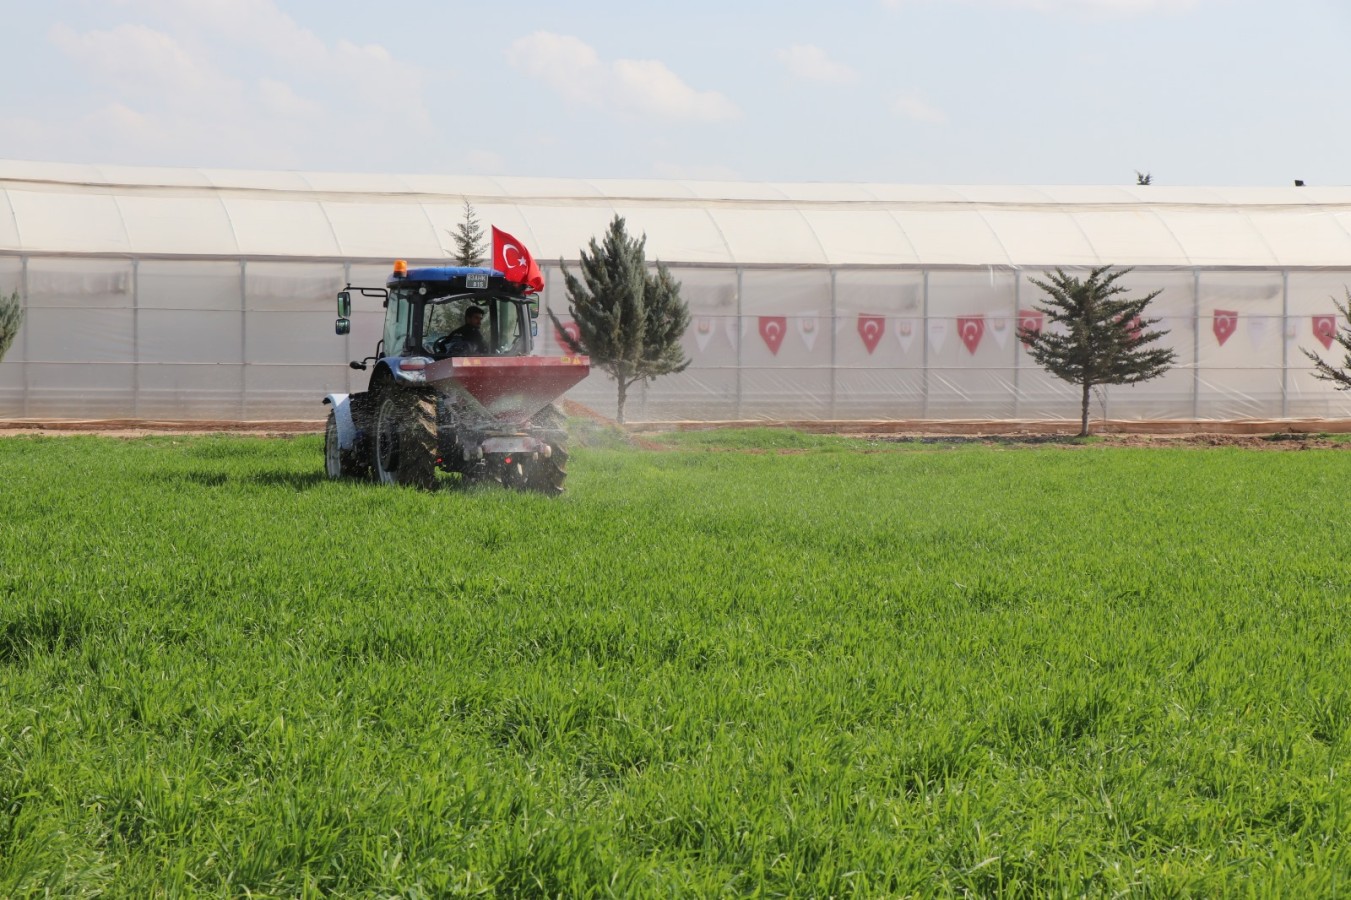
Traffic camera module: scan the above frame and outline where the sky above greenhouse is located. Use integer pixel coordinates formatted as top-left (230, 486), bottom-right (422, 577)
top-left (2, 0), bottom-right (1348, 187)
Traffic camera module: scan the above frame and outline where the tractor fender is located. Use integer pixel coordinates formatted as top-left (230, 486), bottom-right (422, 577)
top-left (375, 356), bottom-right (430, 387)
top-left (322, 393), bottom-right (357, 450)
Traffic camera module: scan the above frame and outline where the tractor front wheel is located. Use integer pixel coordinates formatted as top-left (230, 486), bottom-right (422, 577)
top-left (373, 389), bottom-right (437, 489)
top-left (323, 410), bottom-right (367, 480)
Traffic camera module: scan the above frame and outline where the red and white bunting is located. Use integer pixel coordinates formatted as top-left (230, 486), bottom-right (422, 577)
top-left (928, 319), bottom-right (948, 353)
top-left (759, 316), bottom-right (787, 355)
top-left (894, 317), bottom-right (918, 354)
top-left (858, 314), bottom-right (885, 354)
top-left (1213, 309), bottom-right (1237, 346)
top-left (1247, 315), bottom-right (1271, 348)
top-left (798, 312), bottom-right (820, 352)
top-left (1313, 314), bottom-right (1338, 350)
top-left (988, 315), bottom-right (1010, 349)
top-left (1017, 309), bottom-right (1043, 345)
top-left (957, 314), bottom-right (985, 355)
top-left (694, 316), bottom-right (715, 352)
top-left (554, 319), bottom-right (580, 350)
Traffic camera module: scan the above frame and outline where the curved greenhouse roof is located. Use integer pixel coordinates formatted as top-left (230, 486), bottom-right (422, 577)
top-left (3, 159), bottom-right (1351, 269)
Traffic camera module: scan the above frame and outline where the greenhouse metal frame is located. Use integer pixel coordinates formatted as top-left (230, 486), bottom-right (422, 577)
top-left (1, 159), bottom-right (1349, 423)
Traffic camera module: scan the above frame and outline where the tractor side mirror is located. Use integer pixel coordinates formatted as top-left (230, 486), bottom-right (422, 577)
top-left (337, 290), bottom-right (352, 318)
top-left (530, 321), bottom-right (539, 338)
top-left (527, 299), bottom-right (540, 319)
top-left (335, 318), bottom-right (351, 335)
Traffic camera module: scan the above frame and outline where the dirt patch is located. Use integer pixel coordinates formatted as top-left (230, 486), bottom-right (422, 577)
top-left (3, 414), bottom-right (1348, 451)
top-left (0, 419), bottom-right (320, 438)
top-left (859, 433), bottom-right (1351, 450)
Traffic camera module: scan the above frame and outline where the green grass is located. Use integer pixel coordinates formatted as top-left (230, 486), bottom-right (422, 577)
top-left (2, 432), bottom-right (1350, 896)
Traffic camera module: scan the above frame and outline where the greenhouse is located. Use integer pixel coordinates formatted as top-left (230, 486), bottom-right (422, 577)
top-left (1, 159), bottom-right (1350, 423)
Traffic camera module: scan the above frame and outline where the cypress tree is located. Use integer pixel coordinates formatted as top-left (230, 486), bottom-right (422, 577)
top-left (550, 216), bottom-right (690, 423)
top-left (451, 200), bottom-right (485, 267)
top-left (1021, 266), bottom-right (1176, 436)
top-left (0, 291), bottom-right (22, 363)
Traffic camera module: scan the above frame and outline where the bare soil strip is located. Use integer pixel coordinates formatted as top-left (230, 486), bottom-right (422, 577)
top-left (2, 410), bottom-right (1348, 449)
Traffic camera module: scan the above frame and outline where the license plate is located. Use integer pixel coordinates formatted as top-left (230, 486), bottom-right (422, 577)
top-left (465, 273), bottom-right (488, 290)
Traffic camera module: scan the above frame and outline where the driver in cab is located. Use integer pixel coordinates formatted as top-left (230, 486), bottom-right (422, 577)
top-left (437, 306), bottom-right (488, 357)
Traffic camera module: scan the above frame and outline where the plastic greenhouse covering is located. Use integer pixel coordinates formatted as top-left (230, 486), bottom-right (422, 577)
top-left (2, 159), bottom-right (1351, 422)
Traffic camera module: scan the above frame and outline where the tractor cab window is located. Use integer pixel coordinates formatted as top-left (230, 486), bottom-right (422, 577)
top-left (423, 295), bottom-right (488, 357)
top-left (384, 288), bottom-right (415, 355)
top-left (422, 295), bottom-right (527, 358)
top-left (492, 300), bottom-right (525, 356)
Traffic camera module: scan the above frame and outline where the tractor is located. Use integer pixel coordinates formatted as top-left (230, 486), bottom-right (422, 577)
top-left (322, 260), bottom-right (589, 494)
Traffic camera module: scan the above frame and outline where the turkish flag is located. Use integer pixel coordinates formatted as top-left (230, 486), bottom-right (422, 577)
top-left (1017, 309), bottom-right (1043, 346)
top-left (491, 226), bottom-right (544, 293)
top-left (759, 316), bottom-right (787, 355)
top-left (957, 314), bottom-right (985, 355)
top-left (857, 314), bottom-right (885, 354)
top-left (1314, 315), bottom-right (1337, 350)
top-left (1213, 309), bottom-right (1237, 346)
top-left (555, 319), bottom-right (580, 350)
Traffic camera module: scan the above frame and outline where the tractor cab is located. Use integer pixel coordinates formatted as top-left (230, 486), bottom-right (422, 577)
top-left (380, 264), bottom-right (539, 360)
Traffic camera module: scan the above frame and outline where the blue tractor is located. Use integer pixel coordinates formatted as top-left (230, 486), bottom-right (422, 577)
top-left (323, 261), bottom-right (589, 493)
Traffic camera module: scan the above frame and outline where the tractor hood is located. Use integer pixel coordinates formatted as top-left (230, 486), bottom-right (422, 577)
top-left (424, 355), bottom-right (590, 425)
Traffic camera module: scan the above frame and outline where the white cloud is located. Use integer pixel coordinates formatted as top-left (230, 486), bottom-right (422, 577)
top-left (775, 45), bottom-right (859, 85)
top-left (505, 32), bottom-right (604, 105)
top-left (508, 32), bottom-right (740, 123)
top-left (881, 0), bottom-right (1206, 13)
top-left (50, 23), bottom-right (236, 103)
top-left (37, 2), bottom-right (433, 170)
top-left (892, 92), bottom-right (947, 124)
top-left (256, 78), bottom-right (323, 119)
top-left (105, 0), bottom-right (429, 126)
top-left (611, 59), bottom-right (740, 121)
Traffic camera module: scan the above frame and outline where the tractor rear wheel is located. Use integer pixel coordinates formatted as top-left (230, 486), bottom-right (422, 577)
top-left (323, 410), bottom-right (366, 480)
top-left (525, 441), bottom-right (568, 496)
top-left (373, 389), bottom-right (437, 489)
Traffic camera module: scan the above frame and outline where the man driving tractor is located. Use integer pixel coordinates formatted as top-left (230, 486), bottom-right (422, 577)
top-left (438, 305), bottom-right (488, 356)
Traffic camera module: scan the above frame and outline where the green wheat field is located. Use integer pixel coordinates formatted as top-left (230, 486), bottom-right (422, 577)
top-left (1, 430), bottom-right (1349, 896)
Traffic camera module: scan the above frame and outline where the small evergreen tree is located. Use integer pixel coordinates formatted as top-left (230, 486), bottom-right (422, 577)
top-left (450, 200), bottom-right (485, 266)
top-left (1020, 266), bottom-right (1176, 436)
top-left (1302, 288), bottom-right (1351, 390)
top-left (1136, 171), bottom-right (1152, 186)
top-left (0, 291), bottom-right (22, 363)
top-left (550, 216), bottom-right (690, 423)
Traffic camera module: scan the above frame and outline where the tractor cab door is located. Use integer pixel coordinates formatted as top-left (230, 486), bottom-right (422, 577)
top-left (383, 287), bottom-right (415, 356)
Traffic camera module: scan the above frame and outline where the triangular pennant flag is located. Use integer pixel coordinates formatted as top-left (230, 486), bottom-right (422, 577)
top-left (1247, 314), bottom-right (1271, 348)
top-left (895, 317), bottom-right (918, 354)
top-left (1313, 315), bottom-right (1337, 350)
top-left (858, 314), bottom-right (885, 354)
top-left (1213, 309), bottom-right (1238, 346)
top-left (957, 314), bottom-right (985, 355)
top-left (798, 311), bottom-right (820, 352)
top-left (928, 319), bottom-right (948, 353)
top-left (759, 316), bottom-right (787, 355)
top-left (1017, 309), bottom-right (1044, 346)
top-left (694, 315), bottom-right (715, 352)
top-left (554, 319), bottom-right (580, 350)
top-left (989, 315), bottom-right (1010, 349)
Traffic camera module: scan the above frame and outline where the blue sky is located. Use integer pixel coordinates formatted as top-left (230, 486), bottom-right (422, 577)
top-left (2, 0), bottom-right (1348, 186)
